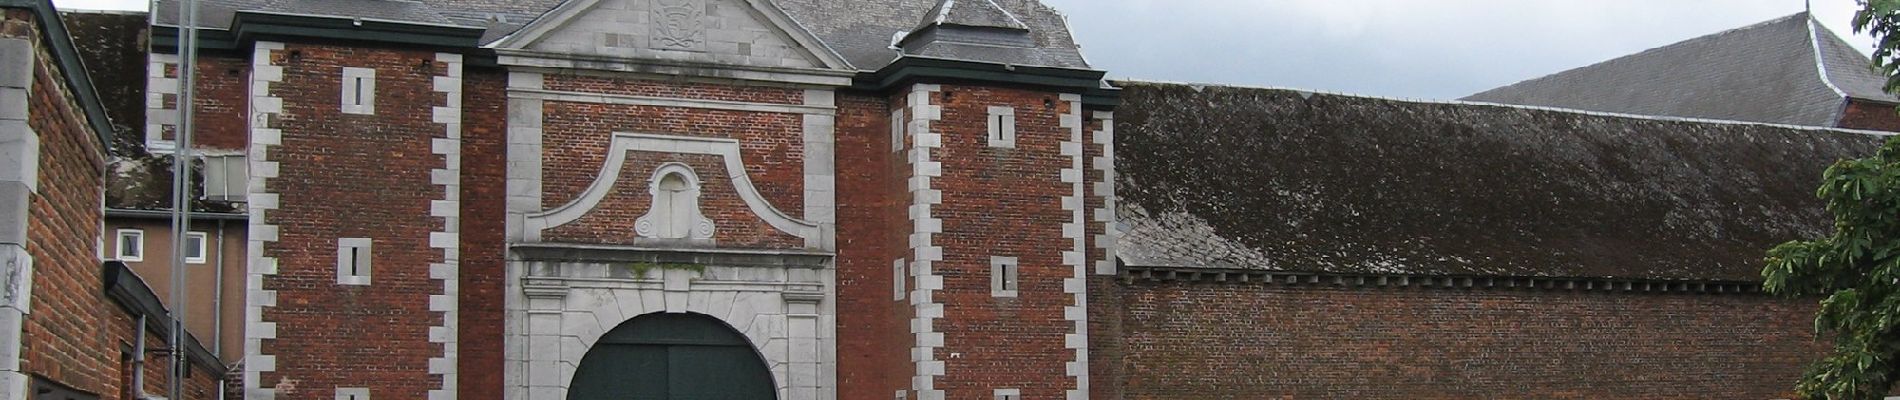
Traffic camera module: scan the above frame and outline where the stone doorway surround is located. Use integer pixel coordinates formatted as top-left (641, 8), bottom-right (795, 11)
top-left (505, 243), bottom-right (835, 400)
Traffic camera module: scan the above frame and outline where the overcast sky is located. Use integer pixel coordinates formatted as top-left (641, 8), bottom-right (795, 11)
top-left (54, 0), bottom-right (1875, 100)
top-left (1039, 0), bottom-right (1872, 99)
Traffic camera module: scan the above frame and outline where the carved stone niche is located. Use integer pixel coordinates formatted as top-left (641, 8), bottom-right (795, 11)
top-left (634, 163), bottom-right (716, 247)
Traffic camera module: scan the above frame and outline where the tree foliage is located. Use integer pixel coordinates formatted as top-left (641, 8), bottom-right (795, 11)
top-left (1763, 134), bottom-right (1900, 400)
top-left (1760, 5), bottom-right (1900, 399)
top-left (1763, 7), bottom-right (1900, 399)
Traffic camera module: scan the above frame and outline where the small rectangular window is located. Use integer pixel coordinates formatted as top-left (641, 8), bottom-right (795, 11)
top-left (994, 388), bottom-right (1020, 400)
top-left (895, 390), bottom-right (907, 400)
top-left (987, 106), bottom-right (1016, 148)
top-left (116, 229), bottom-right (144, 262)
top-left (341, 67), bottom-right (376, 115)
top-left (335, 387), bottom-right (370, 400)
top-left (893, 259), bottom-right (906, 301)
top-left (991, 256), bottom-right (1018, 298)
top-left (891, 108), bottom-right (906, 152)
top-left (337, 238), bottom-right (373, 285)
top-left (185, 232), bottom-right (208, 264)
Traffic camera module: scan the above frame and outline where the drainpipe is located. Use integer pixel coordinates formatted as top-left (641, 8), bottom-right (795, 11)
top-left (132, 314), bottom-right (146, 397)
top-left (213, 218), bottom-right (225, 357)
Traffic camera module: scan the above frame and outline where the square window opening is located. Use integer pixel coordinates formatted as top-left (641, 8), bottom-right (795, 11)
top-left (116, 229), bottom-right (144, 262)
top-left (185, 232), bottom-right (208, 264)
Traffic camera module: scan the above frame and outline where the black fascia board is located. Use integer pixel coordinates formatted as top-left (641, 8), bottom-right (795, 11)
top-left (855, 56), bottom-right (1121, 110)
top-left (101, 261), bottom-right (231, 376)
top-left (0, 0), bottom-right (121, 155)
top-left (154, 10), bottom-right (485, 52)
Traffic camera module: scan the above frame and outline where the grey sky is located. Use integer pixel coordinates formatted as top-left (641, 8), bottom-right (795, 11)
top-left (1041, 0), bottom-right (1873, 99)
top-left (54, 0), bottom-right (1875, 100)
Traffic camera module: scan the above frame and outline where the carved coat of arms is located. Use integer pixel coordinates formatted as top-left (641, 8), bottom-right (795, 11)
top-left (651, 0), bottom-right (707, 52)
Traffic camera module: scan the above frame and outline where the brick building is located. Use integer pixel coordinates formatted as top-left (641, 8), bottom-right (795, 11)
top-left (9, 0), bottom-right (1887, 399)
top-left (2, 0), bottom-right (225, 399)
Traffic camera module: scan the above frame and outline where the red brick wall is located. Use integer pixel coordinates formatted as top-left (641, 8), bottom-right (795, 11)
top-left (536, 75), bottom-right (808, 247)
top-left (1837, 99), bottom-right (1900, 132)
top-left (9, 7), bottom-right (114, 397)
top-left (834, 90), bottom-right (912, 400)
top-left (458, 67), bottom-right (507, 400)
top-left (931, 84), bottom-right (1077, 397)
top-left (1105, 280), bottom-right (1823, 399)
top-left (256, 42), bottom-right (451, 398)
top-left (156, 55), bottom-right (250, 151)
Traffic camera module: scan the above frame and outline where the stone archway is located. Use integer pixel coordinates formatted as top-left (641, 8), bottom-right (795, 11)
top-left (566, 312), bottom-right (778, 400)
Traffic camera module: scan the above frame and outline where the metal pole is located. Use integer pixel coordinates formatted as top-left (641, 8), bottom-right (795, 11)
top-left (170, 0), bottom-right (199, 398)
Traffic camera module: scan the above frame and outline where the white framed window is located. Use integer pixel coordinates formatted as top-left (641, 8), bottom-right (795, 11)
top-left (990, 256), bottom-right (1018, 298)
top-left (893, 259), bottom-right (906, 301)
top-left (341, 67), bottom-right (376, 115)
top-left (994, 388), bottom-right (1020, 400)
top-left (987, 106), bottom-right (1016, 148)
top-left (116, 229), bottom-right (145, 262)
top-left (891, 108), bottom-right (906, 152)
top-left (895, 390), bottom-right (907, 400)
top-left (184, 232), bottom-right (208, 264)
top-left (337, 238), bottom-right (373, 285)
top-left (335, 387), bottom-right (369, 400)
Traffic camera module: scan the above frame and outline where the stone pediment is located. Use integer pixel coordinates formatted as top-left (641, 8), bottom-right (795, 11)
top-left (494, 0), bottom-right (849, 70)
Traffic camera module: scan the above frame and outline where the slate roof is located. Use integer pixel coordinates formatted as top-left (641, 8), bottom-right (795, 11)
top-left (154, 0), bottom-right (1091, 71)
top-left (1464, 12), bottom-right (1893, 127)
top-left (1117, 81), bottom-right (1887, 281)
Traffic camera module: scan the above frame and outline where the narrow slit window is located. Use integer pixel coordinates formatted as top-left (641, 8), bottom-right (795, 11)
top-left (337, 238), bottom-right (372, 285)
top-left (991, 256), bottom-right (1018, 298)
top-left (116, 229), bottom-right (144, 262)
top-left (994, 388), bottom-right (1020, 400)
top-left (894, 259), bottom-right (907, 301)
top-left (336, 387), bottom-right (369, 400)
top-left (341, 67), bottom-right (376, 115)
top-left (891, 108), bottom-right (906, 152)
top-left (987, 106), bottom-right (1016, 148)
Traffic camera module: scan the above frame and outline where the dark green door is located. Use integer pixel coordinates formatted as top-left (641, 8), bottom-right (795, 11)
top-left (567, 313), bottom-right (777, 400)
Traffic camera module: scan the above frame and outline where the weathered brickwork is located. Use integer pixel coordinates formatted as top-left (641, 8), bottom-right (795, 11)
top-left (1109, 281), bottom-right (1823, 400)
top-left (537, 101), bottom-right (806, 211)
top-left (12, 9), bottom-right (112, 397)
top-left (6, 9), bottom-right (227, 399)
top-left (1836, 99), bottom-right (1900, 132)
top-left (930, 84), bottom-right (1081, 398)
top-left (834, 90), bottom-right (914, 400)
top-left (148, 54), bottom-right (249, 151)
top-left (458, 67), bottom-right (508, 400)
top-left (253, 42), bottom-right (457, 399)
top-left (543, 74), bottom-right (805, 104)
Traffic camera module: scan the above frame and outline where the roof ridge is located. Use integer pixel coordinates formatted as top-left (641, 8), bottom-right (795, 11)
top-left (1120, 79), bottom-right (1895, 137)
top-left (1467, 12), bottom-right (1812, 100)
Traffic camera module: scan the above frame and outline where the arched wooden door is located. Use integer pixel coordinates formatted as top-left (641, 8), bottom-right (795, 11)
top-left (566, 313), bottom-right (777, 400)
